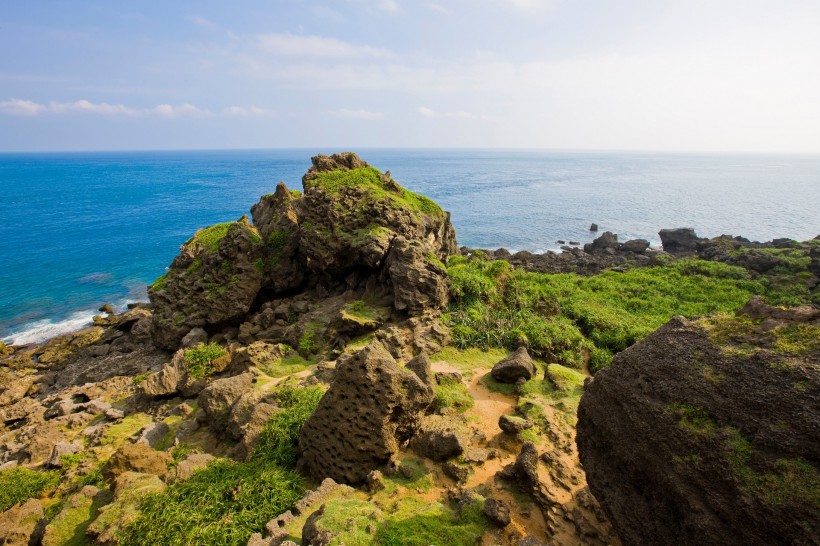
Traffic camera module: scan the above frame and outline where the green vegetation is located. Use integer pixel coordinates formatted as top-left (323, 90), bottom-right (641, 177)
top-left (431, 347), bottom-right (509, 373)
top-left (375, 496), bottom-right (488, 546)
top-left (305, 167), bottom-right (444, 219)
top-left (668, 402), bottom-right (716, 435)
top-left (724, 427), bottom-right (820, 509)
top-left (149, 272), bottom-right (168, 291)
top-left (42, 491), bottom-right (111, 546)
top-left (267, 229), bottom-right (289, 254)
top-left (258, 353), bottom-right (315, 378)
top-left (0, 467), bottom-right (61, 511)
top-left (298, 322), bottom-right (324, 356)
top-left (698, 313), bottom-right (820, 356)
top-left (342, 300), bottom-right (389, 327)
top-left (183, 342), bottom-right (227, 378)
top-left (447, 255), bottom-right (779, 371)
top-left (122, 385), bottom-right (323, 546)
top-left (190, 222), bottom-right (232, 252)
top-left (433, 376), bottom-right (474, 413)
top-left (132, 372), bottom-right (150, 386)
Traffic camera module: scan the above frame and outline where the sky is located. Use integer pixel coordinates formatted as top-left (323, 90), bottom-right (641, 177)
top-left (1, 0), bottom-right (820, 153)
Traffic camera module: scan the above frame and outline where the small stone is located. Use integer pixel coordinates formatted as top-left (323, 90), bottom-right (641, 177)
top-left (366, 470), bottom-right (385, 493)
top-left (484, 498), bottom-right (512, 527)
top-left (589, 223), bottom-right (599, 232)
top-left (442, 462), bottom-right (470, 483)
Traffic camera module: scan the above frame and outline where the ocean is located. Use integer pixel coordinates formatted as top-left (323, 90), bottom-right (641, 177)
top-left (1, 149), bottom-right (818, 345)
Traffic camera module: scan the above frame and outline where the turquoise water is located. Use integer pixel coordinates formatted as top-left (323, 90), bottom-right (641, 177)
top-left (1, 149), bottom-right (818, 344)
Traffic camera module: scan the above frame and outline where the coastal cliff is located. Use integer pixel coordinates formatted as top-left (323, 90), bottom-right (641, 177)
top-left (0, 153), bottom-right (817, 546)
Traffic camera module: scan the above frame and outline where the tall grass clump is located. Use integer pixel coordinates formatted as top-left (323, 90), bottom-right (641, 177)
top-left (0, 467), bottom-right (61, 512)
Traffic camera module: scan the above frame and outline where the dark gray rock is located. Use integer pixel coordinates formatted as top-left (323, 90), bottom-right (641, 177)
top-left (491, 347), bottom-right (535, 384)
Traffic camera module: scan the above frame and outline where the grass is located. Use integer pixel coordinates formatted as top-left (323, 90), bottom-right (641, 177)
top-left (190, 222), bottom-right (232, 253)
top-left (183, 342), bottom-right (227, 378)
top-left (375, 496), bottom-right (489, 546)
top-left (0, 467), bottom-right (61, 512)
top-left (430, 347), bottom-right (509, 371)
top-left (121, 385), bottom-right (323, 546)
top-left (298, 322), bottom-right (324, 356)
top-left (445, 254), bottom-right (796, 372)
top-left (258, 353), bottom-right (315, 378)
top-left (433, 376), bottom-right (474, 413)
top-left (304, 166), bottom-right (445, 219)
top-left (342, 299), bottom-right (389, 326)
top-left (100, 413), bottom-right (153, 451)
top-left (42, 491), bottom-right (112, 546)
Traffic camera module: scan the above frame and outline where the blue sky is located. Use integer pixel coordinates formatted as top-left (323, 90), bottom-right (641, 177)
top-left (2, 0), bottom-right (819, 152)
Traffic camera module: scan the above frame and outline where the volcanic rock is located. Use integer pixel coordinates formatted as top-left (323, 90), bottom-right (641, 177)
top-left (491, 347), bottom-right (535, 384)
top-left (197, 372), bottom-right (255, 434)
top-left (658, 227), bottom-right (705, 254)
top-left (577, 312), bottom-right (820, 546)
top-left (296, 342), bottom-right (434, 484)
top-left (411, 415), bottom-right (469, 461)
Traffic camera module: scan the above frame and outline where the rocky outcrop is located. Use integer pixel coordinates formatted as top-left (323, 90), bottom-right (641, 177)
top-left (658, 227), bottom-right (705, 254)
top-left (491, 347), bottom-right (535, 383)
top-left (296, 342), bottom-right (434, 484)
top-left (197, 372), bottom-right (255, 434)
top-left (577, 306), bottom-right (820, 546)
top-left (149, 152), bottom-right (458, 350)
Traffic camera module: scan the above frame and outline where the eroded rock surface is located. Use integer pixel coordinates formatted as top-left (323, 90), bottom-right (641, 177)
top-left (296, 342), bottom-right (434, 484)
top-left (577, 307), bottom-right (820, 546)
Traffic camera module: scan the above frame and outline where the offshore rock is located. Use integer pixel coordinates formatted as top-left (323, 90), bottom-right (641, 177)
top-left (577, 311), bottom-right (820, 546)
top-left (296, 342), bottom-right (434, 484)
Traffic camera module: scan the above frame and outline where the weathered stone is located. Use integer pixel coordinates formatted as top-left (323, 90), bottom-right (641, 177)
top-left (499, 414), bottom-right (533, 434)
top-left (174, 453), bottom-right (215, 481)
top-left (297, 342), bottom-right (434, 484)
top-left (658, 227), bottom-right (704, 254)
top-left (197, 372), bottom-right (255, 434)
top-left (0, 498), bottom-right (44, 546)
top-left (618, 239), bottom-right (650, 253)
top-left (181, 327), bottom-right (208, 348)
top-left (104, 442), bottom-right (172, 479)
top-left (583, 231), bottom-right (618, 254)
top-left (577, 314), bottom-right (820, 546)
top-left (411, 415), bottom-right (469, 461)
top-left (491, 347), bottom-right (535, 384)
top-left (483, 498), bottom-right (512, 527)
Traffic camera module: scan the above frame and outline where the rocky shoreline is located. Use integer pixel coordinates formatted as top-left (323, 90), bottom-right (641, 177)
top-left (1, 153), bottom-right (817, 546)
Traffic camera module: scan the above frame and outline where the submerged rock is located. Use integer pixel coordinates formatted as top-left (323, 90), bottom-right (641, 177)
top-left (577, 309), bottom-right (820, 546)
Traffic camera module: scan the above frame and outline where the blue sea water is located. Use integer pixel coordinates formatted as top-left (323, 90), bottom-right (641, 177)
top-left (1, 149), bottom-right (819, 344)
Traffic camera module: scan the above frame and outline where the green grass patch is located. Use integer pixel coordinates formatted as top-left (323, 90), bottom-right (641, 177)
top-left (0, 467), bottom-right (61, 512)
top-left (433, 376), bottom-right (474, 413)
top-left (430, 347), bottom-right (509, 371)
top-left (190, 222), bottom-right (232, 252)
top-left (668, 402), bottom-right (716, 435)
top-left (375, 496), bottom-right (489, 546)
top-left (305, 167), bottom-right (444, 219)
top-left (42, 490), bottom-right (112, 546)
top-left (121, 385), bottom-right (323, 546)
top-left (258, 353), bottom-right (315, 378)
top-left (447, 256), bottom-right (777, 372)
top-left (100, 413), bottom-right (153, 450)
top-left (183, 342), bottom-right (227, 378)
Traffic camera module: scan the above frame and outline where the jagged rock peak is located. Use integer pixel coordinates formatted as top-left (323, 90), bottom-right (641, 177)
top-left (148, 152), bottom-right (458, 350)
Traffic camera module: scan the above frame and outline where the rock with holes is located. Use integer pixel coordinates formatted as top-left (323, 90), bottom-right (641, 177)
top-left (297, 342), bottom-right (434, 484)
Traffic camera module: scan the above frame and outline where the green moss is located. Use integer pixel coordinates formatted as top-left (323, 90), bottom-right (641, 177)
top-left (375, 496), bottom-right (489, 546)
top-left (430, 347), bottom-right (510, 371)
top-left (0, 467), bottom-right (61, 512)
top-left (668, 402), bottom-right (716, 435)
top-left (252, 257), bottom-right (265, 274)
top-left (773, 323), bottom-right (820, 355)
top-left (132, 372), bottom-right (150, 386)
top-left (185, 258), bottom-right (202, 275)
top-left (190, 222), bottom-right (232, 253)
top-left (183, 342), bottom-right (227, 378)
top-left (149, 272), bottom-right (168, 291)
top-left (544, 363), bottom-right (585, 392)
top-left (43, 491), bottom-right (111, 546)
top-left (433, 376), bottom-right (474, 413)
top-left (101, 413), bottom-right (153, 450)
top-left (267, 229), bottom-right (289, 254)
top-left (258, 353), bottom-right (315, 378)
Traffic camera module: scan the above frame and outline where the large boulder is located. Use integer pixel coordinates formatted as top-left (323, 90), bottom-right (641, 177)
top-left (297, 342), bottom-right (434, 484)
top-left (197, 372), bottom-right (255, 434)
top-left (491, 347), bottom-right (535, 383)
top-left (577, 308), bottom-right (820, 546)
top-left (658, 227), bottom-right (705, 254)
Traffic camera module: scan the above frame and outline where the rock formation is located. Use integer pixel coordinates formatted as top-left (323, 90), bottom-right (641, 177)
top-left (296, 341), bottom-right (434, 484)
top-left (148, 152), bottom-right (458, 350)
top-left (577, 301), bottom-right (820, 546)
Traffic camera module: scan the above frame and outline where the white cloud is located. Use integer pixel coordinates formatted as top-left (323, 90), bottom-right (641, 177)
top-left (223, 105), bottom-right (276, 117)
top-left (256, 33), bottom-right (390, 58)
top-left (0, 98), bottom-right (46, 116)
top-left (48, 99), bottom-right (139, 116)
top-left (416, 106), bottom-right (437, 117)
top-left (311, 6), bottom-right (344, 22)
top-left (329, 108), bottom-right (384, 120)
top-left (151, 103), bottom-right (212, 118)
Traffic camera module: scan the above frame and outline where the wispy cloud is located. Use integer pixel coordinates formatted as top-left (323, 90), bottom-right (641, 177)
top-left (416, 106), bottom-right (475, 119)
top-left (329, 108), bottom-right (384, 120)
top-left (48, 99), bottom-right (139, 116)
top-left (0, 98), bottom-right (236, 118)
top-left (223, 105), bottom-right (276, 118)
top-left (256, 33), bottom-right (391, 58)
top-left (188, 15), bottom-right (219, 30)
top-left (376, 0), bottom-right (402, 14)
top-left (0, 98), bottom-right (46, 116)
